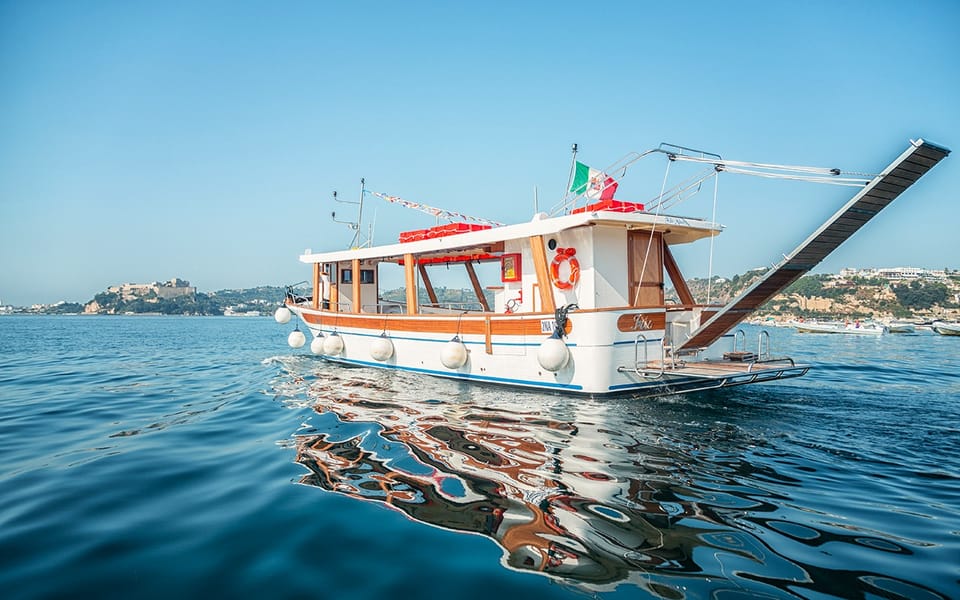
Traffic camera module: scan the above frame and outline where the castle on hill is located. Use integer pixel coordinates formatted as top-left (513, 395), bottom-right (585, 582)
top-left (106, 278), bottom-right (196, 301)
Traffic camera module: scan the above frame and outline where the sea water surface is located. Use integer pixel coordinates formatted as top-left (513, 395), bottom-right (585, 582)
top-left (1, 315), bottom-right (958, 599)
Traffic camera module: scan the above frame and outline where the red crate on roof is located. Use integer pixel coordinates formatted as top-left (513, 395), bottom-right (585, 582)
top-left (400, 223), bottom-right (492, 242)
top-left (399, 229), bottom-right (430, 243)
top-left (427, 222), bottom-right (493, 238)
top-left (406, 253), bottom-right (500, 265)
top-left (572, 199), bottom-right (645, 214)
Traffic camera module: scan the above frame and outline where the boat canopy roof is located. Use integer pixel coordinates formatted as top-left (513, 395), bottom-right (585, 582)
top-left (300, 210), bottom-right (722, 264)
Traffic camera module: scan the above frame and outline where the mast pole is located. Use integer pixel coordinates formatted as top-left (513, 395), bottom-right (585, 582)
top-left (354, 178), bottom-right (366, 248)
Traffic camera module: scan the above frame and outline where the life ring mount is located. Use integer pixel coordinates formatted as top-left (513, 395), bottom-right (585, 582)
top-left (550, 247), bottom-right (580, 290)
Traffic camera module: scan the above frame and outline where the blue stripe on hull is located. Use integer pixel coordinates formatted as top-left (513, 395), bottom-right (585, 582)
top-left (320, 355), bottom-right (584, 391)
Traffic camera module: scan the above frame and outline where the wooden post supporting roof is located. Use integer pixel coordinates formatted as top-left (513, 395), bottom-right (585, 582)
top-left (329, 266), bottom-right (339, 312)
top-left (352, 258), bottom-right (361, 313)
top-left (484, 315), bottom-right (493, 354)
top-left (404, 253), bottom-right (418, 315)
top-left (663, 244), bottom-right (695, 306)
top-left (312, 263), bottom-right (321, 310)
top-left (418, 263), bottom-right (438, 306)
top-left (529, 235), bottom-right (556, 314)
top-left (465, 262), bottom-right (490, 312)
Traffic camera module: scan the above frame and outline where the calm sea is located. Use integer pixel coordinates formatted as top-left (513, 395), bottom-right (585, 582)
top-left (1, 315), bottom-right (958, 599)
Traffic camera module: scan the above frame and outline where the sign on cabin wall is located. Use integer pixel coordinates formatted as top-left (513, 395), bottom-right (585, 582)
top-left (616, 312), bottom-right (667, 332)
top-left (501, 253), bottom-right (521, 282)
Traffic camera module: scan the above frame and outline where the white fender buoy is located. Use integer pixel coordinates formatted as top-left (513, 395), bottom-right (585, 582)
top-left (440, 336), bottom-right (468, 369)
top-left (370, 334), bottom-right (394, 361)
top-left (537, 336), bottom-right (569, 372)
top-left (310, 333), bottom-right (325, 355)
top-left (274, 306), bottom-right (292, 324)
top-left (287, 329), bottom-right (306, 348)
top-left (322, 332), bottom-right (344, 355)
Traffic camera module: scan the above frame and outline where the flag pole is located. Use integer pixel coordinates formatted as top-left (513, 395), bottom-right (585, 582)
top-left (562, 143), bottom-right (579, 214)
top-left (564, 143), bottom-right (578, 198)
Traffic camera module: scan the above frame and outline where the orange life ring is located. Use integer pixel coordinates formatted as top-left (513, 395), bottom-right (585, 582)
top-left (550, 247), bottom-right (580, 290)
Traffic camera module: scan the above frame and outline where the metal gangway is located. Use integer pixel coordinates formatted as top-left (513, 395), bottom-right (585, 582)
top-left (678, 138), bottom-right (950, 353)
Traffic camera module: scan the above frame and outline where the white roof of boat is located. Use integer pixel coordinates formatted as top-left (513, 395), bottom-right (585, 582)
top-left (300, 209), bottom-right (722, 264)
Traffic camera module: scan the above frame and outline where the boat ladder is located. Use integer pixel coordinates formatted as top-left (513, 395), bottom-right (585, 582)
top-left (617, 333), bottom-right (672, 379)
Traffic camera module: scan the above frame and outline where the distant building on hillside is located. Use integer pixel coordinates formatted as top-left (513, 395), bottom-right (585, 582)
top-left (838, 267), bottom-right (947, 281)
top-left (107, 278), bottom-right (196, 301)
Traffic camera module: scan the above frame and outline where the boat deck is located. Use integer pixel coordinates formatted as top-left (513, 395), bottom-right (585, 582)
top-left (618, 356), bottom-right (809, 397)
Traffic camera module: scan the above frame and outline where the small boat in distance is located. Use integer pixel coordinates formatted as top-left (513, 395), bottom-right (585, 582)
top-left (276, 139), bottom-right (948, 396)
top-left (795, 320), bottom-right (885, 335)
top-left (932, 321), bottom-right (960, 336)
top-left (886, 321), bottom-right (917, 334)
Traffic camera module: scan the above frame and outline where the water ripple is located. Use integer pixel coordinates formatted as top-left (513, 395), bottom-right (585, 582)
top-left (2, 317), bottom-right (958, 600)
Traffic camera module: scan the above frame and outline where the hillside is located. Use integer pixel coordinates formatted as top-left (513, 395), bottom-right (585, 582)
top-left (76, 283), bottom-right (293, 316)
top-left (13, 268), bottom-right (960, 321)
top-left (670, 270), bottom-right (960, 321)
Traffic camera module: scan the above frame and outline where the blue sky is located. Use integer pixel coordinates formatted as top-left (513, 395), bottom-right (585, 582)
top-left (2, 0), bottom-right (958, 306)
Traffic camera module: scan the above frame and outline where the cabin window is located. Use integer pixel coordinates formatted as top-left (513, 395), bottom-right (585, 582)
top-left (341, 269), bottom-right (352, 284)
top-left (359, 269), bottom-right (375, 284)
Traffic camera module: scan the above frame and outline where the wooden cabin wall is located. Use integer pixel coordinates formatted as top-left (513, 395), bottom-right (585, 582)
top-left (334, 260), bottom-right (380, 312)
top-left (628, 230), bottom-right (664, 307)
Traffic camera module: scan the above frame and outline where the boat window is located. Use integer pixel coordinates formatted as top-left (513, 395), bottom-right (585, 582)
top-left (341, 269), bottom-right (352, 284)
top-left (360, 269), bottom-right (375, 284)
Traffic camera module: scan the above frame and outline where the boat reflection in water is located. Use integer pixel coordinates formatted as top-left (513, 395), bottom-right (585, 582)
top-left (286, 365), bottom-right (946, 598)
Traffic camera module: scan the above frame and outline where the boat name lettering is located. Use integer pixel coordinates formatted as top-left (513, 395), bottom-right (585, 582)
top-left (541, 319), bottom-right (557, 334)
top-left (632, 314), bottom-right (654, 331)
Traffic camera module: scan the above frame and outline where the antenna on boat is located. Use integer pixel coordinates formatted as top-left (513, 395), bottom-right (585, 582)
top-left (534, 185), bottom-right (539, 214)
top-left (331, 178), bottom-right (369, 248)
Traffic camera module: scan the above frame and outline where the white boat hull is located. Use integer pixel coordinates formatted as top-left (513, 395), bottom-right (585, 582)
top-left (289, 305), bottom-right (807, 396)
top-left (932, 321), bottom-right (960, 336)
top-left (795, 322), bottom-right (884, 335)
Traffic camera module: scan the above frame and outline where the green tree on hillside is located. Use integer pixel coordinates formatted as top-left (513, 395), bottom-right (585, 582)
top-left (892, 281), bottom-right (949, 310)
top-left (784, 276), bottom-right (824, 298)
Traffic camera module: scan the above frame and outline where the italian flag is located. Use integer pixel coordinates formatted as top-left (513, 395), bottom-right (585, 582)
top-left (570, 161), bottom-right (618, 200)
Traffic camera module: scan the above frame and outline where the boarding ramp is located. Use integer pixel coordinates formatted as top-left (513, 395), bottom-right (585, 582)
top-left (677, 138), bottom-right (950, 353)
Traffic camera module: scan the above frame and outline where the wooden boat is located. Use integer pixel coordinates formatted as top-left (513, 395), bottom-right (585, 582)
top-left (277, 139), bottom-right (948, 396)
top-left (795, 320), bottom-right (885, 335)
top-left (932, 321), bottom-right (960, 336)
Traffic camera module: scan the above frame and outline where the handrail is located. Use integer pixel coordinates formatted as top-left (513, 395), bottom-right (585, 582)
top-left (551, 142), bottom-right (724, 216)
top-left (549, 148), bottom-right (662, 215)
top-left (758, 330), bottom-right (771, 360)
top-left (421, 302), bottom-right (485, 312)
top-left (733, 329), bottom-right (745, 353)
top-left (616, 334), bottom-right (666, 379)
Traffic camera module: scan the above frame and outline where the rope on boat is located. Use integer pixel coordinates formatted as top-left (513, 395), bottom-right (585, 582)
top-left (366, 190), bottom-right (504, 226)
top-left (644, 168), bottom-right (717, 212)
top-left (718, 167), bottom-right (872, 186)
top-left (553, 303), bottom-right (579, 339)
top-left (632, 159), bottom-right (673, 307)
top-left (707, 174), bottom-right (719, 305)
top-left (668, 154), bottom-right (877, 186)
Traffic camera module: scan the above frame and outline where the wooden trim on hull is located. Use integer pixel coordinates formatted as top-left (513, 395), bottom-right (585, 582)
top-left (292, 305), bottom-right (682, 338)
top-left (298, 309), bottom-right (572, 336)
top-left (616, 312), bottom-right (667, 332)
